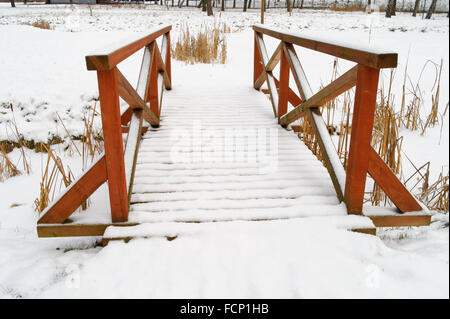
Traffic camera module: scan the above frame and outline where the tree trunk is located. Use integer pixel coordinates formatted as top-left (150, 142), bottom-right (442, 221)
top-left (425, 0), bottom-right (437, 19)
top-left (10, 0), bottom-right (15, 8)
top-left (206, 0), bottom-right (213, 15)
top-left (391, 0), bottom-right (397, 16)
top-left (300, 0), bottom-right (304, 9)
top-left (233, 0), bottom-right (236, 8)
top-left (243, 0), bottom-right (247, 12)
top-left (248, 0), bottom-right (251, 9)
top-left (287, 0), bottom-right (292, 12)
top-left (412, 0), bottom-right (420, 16)
top-left (386, 0), bottom-right (393, 17)
top-left (221, 0), bottom-right (225, 11)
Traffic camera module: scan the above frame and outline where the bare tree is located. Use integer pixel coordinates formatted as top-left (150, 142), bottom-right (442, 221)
top-left (386, 0), bottom-right (393, 17)
top-left (10, 0), bottom-right (15, 8)
top-left (206, 0), bottom-right (213, 15)
top-left (425, 0), bottom-right (437, 19)
top-left (412, 0), bottom-right (420, 16)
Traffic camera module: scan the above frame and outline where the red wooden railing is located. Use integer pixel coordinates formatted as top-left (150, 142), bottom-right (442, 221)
top-left (38, 25), bottom-right (172, 225)
top-left (253, 24), bottom-right (421, 215)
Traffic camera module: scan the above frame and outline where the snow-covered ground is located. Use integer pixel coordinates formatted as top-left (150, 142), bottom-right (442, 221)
top-left (0, 4), bottom-right (448, 298)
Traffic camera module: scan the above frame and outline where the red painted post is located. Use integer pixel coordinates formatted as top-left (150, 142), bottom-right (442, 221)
top-left (344, 64), bottom-right (380, 215)
top-left (165, 32), bottom-right (172, 85)
top-left (278, 43), bottom-right (290, 121)
top-left (96, 67), bottom-right (129, 222)
top-left (253, 32), bottom-right (264, 86)
top-left (148, 45), bottom-right (160, 116)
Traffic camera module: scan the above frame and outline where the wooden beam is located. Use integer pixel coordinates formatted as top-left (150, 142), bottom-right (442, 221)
top-left (278, 45), bottom-right (290, 121)
top-left (37, 222), bottom-right (138, 238)
top-left (280, 65), bottom-right (357, 126)
top-left (253, 32), bottom-right (264, 88)
top-left (124, 109), bottom-right (143, 202)
top-left (273, 77), bottom-right (303, 107)
top-left (368, 147), bottom-right (422, 212)
top-left (344, 65), bottom-right (380, 215)
top-left (97, 67), bottom-right (129, 223)
top-left (38, 155), bottom-right (107, 224)
top-left (252, 24), bottom-right (398, 69)
top-left (265, 42), bottom-right (282, 72)
top-left (157, 34), bottom-right (172, 90)
top-left (164, 32), bottom-right (172, 86)
top-left (307, 108), bottom-right (345, 202)
top-left (86, 25), bottom-right (172, 71)
top-left (282, 42), bottom-right (313, 101)
top-left (367, 214), bottom-right (430, 227)
top-left (122, 125), bottom-right (148, 134)
top-left (147, 42), bottom-right (160, 116)
top-left (117, 69), bottom-right (160, 127)
top-left (255, 32), bottom-right (278, 117)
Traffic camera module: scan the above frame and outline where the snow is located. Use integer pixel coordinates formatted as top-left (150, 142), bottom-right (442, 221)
top-left (0, 4), bottom-right (448, 298)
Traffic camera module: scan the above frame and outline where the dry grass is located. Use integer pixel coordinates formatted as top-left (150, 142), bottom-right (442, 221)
top-left (292, 58), bottom-right (448, 211)
top-left (30, 19), bottom-right (52, 30)
top-left (33, 143), bottom-right (74, 214)
top-left (0, 144), bottom-right (20, 182)
top-left (172, 23), bottom-right (228, 65)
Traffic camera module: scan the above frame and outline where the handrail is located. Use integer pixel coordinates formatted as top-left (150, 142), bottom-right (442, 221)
top-left (38, 26), bottom-right (172, 225)
top-left (252, 25), bottom-right (421, 216)
top-left (86, 25), bottom-right (172, 71)
top-left (253, 24), bottom-right (397, 69)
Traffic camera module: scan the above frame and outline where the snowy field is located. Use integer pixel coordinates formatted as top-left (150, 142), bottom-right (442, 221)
top-left (0, 3), bottom-right (448, 298)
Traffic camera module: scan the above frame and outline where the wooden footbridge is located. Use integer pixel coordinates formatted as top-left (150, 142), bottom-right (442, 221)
top-left (36, 25), bottom-right (431, 243)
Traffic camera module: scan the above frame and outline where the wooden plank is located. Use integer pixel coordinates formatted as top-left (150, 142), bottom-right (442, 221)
top-left (273, 77), bottom-right (303, 107)
top-left (122, 125), bottom-right (148, 134)
top-left (344, 65), bottom-right (380, 215)
top-left (38, 155), bottom-right (107, 224)
top-left (265, 42), bottom-right (282, 72)
top-left (86, 25), bottom-right (172, 71)
top-left (117, 69), bottom-right (160, 127)
top-left (351, 228), bottom-right (376, 235)
top-left (37, 222), bottom-right (138, 238)
top-left (97, 67), bottom-right (129, 223)
top-left (156, 34), bottom-right (172, 90)
top-left (255, 32), bottom-right (278, 117)
top-left (124, 109), bottom-right (143, 202)
top-left (164, 32), bottom-right (172, 85)
top-left (253, 24), bottom-right (398, 69)
top-left (367, 214), bottom-right (431, 227)
top-left (367, 147), bottom-right (422, 212)
top-left (147, 42), bottom-right (160, 116)
top-left (137, 45), bottom-right (152, 101)
top-left (253, 32), bottom-right (264, 88)
top-left (307, 108), bottom-right (345, 202)
top-left (278, 45), bottom-right (290, 121)
top-left (282, 42), bottom-right (313, 101)
top-left (279, 65), bottom-right (357, 126)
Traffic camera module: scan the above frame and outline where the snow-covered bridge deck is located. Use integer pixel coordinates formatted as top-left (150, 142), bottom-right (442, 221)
top-left (36, 24), bottom-right (431, 242)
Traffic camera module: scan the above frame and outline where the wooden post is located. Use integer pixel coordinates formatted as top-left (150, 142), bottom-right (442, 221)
top-left (253, 32), bottom-right (263, 86)
top-left (96, 68), bottom-right (129, 223)
top-left (165, 32), bottom-right (172, 85)
top-left (344, 64), bottom-right (380, 215)
top-left (278, 43), bottom-right (289, 121)
top-left (148, 44), bottom-right (160, 116)
top-left (261, 0), bottom-right (265, 24)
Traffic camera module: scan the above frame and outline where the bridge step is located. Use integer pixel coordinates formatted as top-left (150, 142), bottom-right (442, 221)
top-left (101, 216), bottom-right (376, 246)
